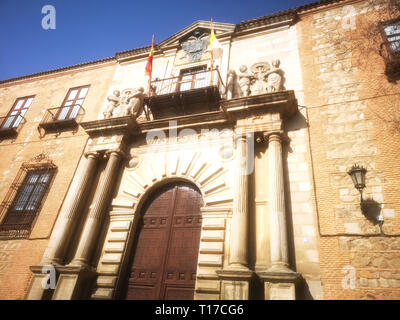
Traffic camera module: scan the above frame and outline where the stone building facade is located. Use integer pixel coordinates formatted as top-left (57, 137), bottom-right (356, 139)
top-left (0, 0), bottom-right (399, 300)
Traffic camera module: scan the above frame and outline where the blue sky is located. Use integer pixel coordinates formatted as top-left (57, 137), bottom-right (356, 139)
top-left (0, 0), bottom-right (313, 81)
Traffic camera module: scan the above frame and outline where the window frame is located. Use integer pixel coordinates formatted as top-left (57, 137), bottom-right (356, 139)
top-left (379, 18), bottom-right (400, 56)
top-left (0, 156), bottom-right (56, 239)
top-left (177, 65), bottom-right (208, 92)
top-left (56, 85), bottom-right (90, 121)
top-left (0, 95), bottom-right (35, 130)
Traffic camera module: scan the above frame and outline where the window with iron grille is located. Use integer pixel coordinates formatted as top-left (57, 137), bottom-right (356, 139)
top-left (0, 155), bottom-right (56, 239)
top-left (382, 19), bottom-right (400, 53)
top-left (56, 85), bottom-right (89, 121)
top-left (0, 96), bottom-right (34, 130)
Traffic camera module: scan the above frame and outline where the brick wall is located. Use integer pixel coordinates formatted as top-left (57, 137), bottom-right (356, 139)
top-left (0, 61), bottom-right (116, 299)
top-left (298, 0), bottom-right (400, 299)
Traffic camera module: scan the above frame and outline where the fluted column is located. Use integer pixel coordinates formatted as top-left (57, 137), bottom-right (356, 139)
top-left (266, 132), bottom-right (291, 272)
top-left (42, 152), bottom-right (100, 265)
top-left (229, 133), bottom-right (250, 269)
top-left (70, 150), bottom-right (123, 267)
top-left (217, 132), bottom-right (253, 300)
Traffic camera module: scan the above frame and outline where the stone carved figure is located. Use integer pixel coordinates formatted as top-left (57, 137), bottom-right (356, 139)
top-left (226, 70), bottom-right (236, 100)
top-left (232, 59), bottom-right (284, 98)
top-left (250, 62), bottom-right (270, 95)
top-left (237, 65), bottom-right (253, 97)
top-left (264, 59), bottom-right (283, 93)
top-left (103, 90), bottom-right (120, 119)
top-left (120, 87), bottom-right (145, 120)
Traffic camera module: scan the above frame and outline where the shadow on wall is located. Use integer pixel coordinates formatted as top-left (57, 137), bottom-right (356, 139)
top-left (361, 198), bottom-right (382, 225)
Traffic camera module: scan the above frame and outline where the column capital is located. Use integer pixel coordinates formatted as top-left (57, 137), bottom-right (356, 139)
top-left (84, 151), bottom-right (101, 159)
top-left (105, 149), bottom-right (126, 159)
top-left (257, 131), bottom-right (289, 145)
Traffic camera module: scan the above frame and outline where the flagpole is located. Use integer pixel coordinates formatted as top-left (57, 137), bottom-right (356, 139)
top-left (144, 34), bottom-right (154, 121)
top-left (148, 34), bottom-right (154, 98)
top-left (210, 18), bottom-right (214, 86)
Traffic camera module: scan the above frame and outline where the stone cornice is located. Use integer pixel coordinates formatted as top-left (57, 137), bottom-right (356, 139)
top-left (0, 57), bottom-right (116, 86)
top-left (79, 91), bottom-right (298, 141)
top-left (221, 90), bottom-right (298, 119)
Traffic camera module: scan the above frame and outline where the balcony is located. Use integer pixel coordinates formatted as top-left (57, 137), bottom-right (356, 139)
top-left (38, 104), bottom-right (85, 137)
top-left (144, 68), bottom-right (225, 120)
top-left (0, 114), bottom-right (26, 140)
top-left (380, 40), bottom-right (400, 80)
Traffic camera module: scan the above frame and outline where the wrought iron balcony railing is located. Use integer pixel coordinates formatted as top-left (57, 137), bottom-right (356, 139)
top-left (149, 68), bottom-right (225, 96)
top-left (0, 114), bottom-right (26, 139)
top-left (38, 104), bottom-right (85, 137)
top-left (380, 40), bottom-right (400, 79)
top-left (145, 68), bottom-right (225, 120)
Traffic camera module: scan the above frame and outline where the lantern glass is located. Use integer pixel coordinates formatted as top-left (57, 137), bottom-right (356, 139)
top-left (348, 165), bottom-right (366, 191)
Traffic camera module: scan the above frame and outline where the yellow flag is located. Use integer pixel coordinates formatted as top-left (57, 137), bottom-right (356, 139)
top-left (209, 29), bottom-right (222, 52)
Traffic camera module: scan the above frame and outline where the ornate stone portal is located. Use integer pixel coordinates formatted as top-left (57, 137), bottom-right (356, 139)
top-left (25, 88), bottom-right (300, 300)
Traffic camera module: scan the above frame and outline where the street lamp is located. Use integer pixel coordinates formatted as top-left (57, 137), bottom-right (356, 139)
top-left (347, 164), bottom-right (367, 201)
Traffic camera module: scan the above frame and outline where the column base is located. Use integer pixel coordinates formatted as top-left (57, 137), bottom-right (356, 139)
top-left (217, 268), bottom-right (254, 300)
top-left (25, 265), bottom-right (56, 300)
top-left (257, 268), bottom-right (301, 300)
top-left (52, 265), bottom-right (96, 300)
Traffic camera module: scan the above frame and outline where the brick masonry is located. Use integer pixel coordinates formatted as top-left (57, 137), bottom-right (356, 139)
top-left (298, 0), bottom-right (400, 299)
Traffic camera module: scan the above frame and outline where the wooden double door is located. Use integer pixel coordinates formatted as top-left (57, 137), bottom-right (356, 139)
top-left (125, 182), bottom-right (203, 300)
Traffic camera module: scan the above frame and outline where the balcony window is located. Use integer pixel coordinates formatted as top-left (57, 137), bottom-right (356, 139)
top-left (0, 96), bottom-right (33, 139)
top-left (380, 19), bottom-right (400, 79)
top-left (178, 66), bottom-right (208, 91)
top-left (145, 67), bottom-right (225, 119)
top-left (57, 85), bottom-right (89, 120)
top-left (38, 85), bottom-right (88, 136)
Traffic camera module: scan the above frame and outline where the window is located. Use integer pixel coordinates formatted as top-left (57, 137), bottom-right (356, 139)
top-left (0, 96), bottom-right (34, 130)
top-left (382, 19), bottom-right (400, 54)
top-left (178, 66), bottom-right (207, 92)
top-left (57, 85), bottom-right (89, 121)
top-left (0, 155), bottom-right (56, 239)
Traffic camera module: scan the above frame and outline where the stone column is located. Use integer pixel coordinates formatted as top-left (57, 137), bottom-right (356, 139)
top-left (217, 132), bottom-right (253, 299)
top-left (51, 150), bottom-right (123, 300)
top-left (257, 131), bottom-right (300, 300)
top-left (25, 152), bottom-right (100, 300)
top-left (70, 150), bottom-right (123, 267)
top-left (267, 132), bottom-right (291, 271)
top-left (44, 152), bottom-right (100, 265)
top-left (229, 133), bottom-right (250, 269)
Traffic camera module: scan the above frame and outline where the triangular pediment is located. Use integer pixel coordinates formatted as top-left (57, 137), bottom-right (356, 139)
top-left (159, 20), bottom-right (235, 48)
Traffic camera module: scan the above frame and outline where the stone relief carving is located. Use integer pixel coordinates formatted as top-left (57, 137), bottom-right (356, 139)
top-left (120, 87), bottom-right (145, 118)
top-left (237, 65), bottom-right (253, 98)
top-left (103, 87), bottom-right (146, 121)
top-left (103, 90), bottom-right (120, 119)
top-left (250, 62), bottom-right (270, 95)
top-left (181, 30), bottom-right (209, 62)
top-left (265, 59), bottom-right (283, 93)
top-left (231, 59), bottom-right (285, 98)
top-left (226, 70), bottom-right (236, 100)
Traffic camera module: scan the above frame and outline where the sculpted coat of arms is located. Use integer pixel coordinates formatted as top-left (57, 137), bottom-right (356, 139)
top-left (181, 30), bottom-right (209, 62)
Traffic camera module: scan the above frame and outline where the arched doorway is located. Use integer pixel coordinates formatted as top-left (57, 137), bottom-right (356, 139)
top-left (124, 182), bottom-right (203, 300)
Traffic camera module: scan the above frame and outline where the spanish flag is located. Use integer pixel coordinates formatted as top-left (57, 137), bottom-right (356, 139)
top-left (145, 35), bottom-right (154, 77)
